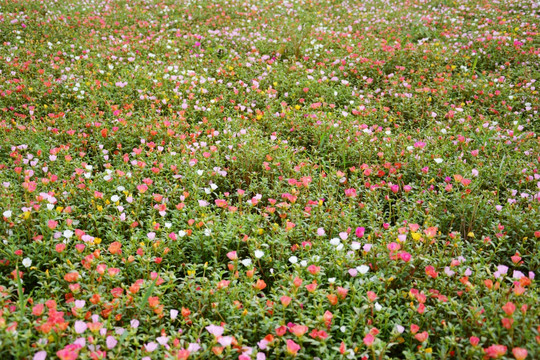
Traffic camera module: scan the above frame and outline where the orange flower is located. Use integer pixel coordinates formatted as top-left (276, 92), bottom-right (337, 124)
top-left (64, 272), bottom-right (79, 282)
top-left (254, 279), bottom-right (267, 290)
top-left (108, 241), bottom-right (122, 255)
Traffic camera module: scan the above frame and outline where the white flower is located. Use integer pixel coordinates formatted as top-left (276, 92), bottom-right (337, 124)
top-left (22, 258), bottom-right (32, 268)
top-left (178, 230), bottom-right (186, 237)
top-left (254, 250), bottom-right (264, 258)
top-left (63, 230), bottom-right (74, 239)
top-left (2, 210), bottom-right (12, 218)
top-left (329, 238), bottom-right (340, 246)
top-left (210, 183), bottom-right (218, 190)
top-left (289, 256), bottom-right (298, 264)
top-left (47, 204), bottom-right (54, 211)
top-left (204, 229), bottom-right (212, 236)
top-left (351, 242), bottom-right (361, 250)
top-left (357, 265), bottom-right (370, 274)
top-left (111, 195), bottom-right (120, 202)
top-left (241, 259), bottom-right (252, 267)
top-left (374, 302), bottom-right (382, 311)
top-left (300, 260), bottom-right (307, 267)
top-left (434, 158), bottom-right (443, 164)
top-left (196, 170), bottom-right (204, 175)
top-left (117, 186), bottom-right (125, 191)
top-left (328, 277), bottom-right (336, 284)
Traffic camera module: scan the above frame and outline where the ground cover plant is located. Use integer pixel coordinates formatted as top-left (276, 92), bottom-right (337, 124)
top-left (0, 0), bottom-right (539, 358)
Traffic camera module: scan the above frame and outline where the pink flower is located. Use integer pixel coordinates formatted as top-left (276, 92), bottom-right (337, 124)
top-left (218, 336), bottom-right (234, 347)
top-left (344, 188), bottom-right (357, 198)
top-left (226, 251), bottom-right (237, 260)
top-left (74, 320), bottom-right (87, 334)
top-left (206, 324), bottom-right (224, 337)
top-left (470, 336), bottom-right (480, 346)
top-left (355, 227), bottom-right (365, 238)
top-left (106, 336), bottom-right (118, 349)
top-left (399, 252), bottom-right (412, 262)
top-left (363, 333), bottom-right (375, 347)
top-left (484, 345), bottom-right (507, 358)
top-left (415, 331), bottom-right (429, 342)
top-left (512, 347), bottom-right (528, 360)
top-left (34, 351), bottom-right (47, 360)
top-left (144, 342), bottom-right (158, 352)
top-left (57, 344), bottom-right (82, 360)
top-left (290, 324), bottom-right (308, 337)
top-left (286, 339), bottom-right (300, 355)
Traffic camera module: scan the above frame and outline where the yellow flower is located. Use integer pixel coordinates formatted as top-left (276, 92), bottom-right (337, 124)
top-left (94, 238), bottom-right (102, 244)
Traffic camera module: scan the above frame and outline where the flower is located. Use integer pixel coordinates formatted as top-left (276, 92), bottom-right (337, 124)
top-left (357, 265), bottom-right (369, 274)
top-left (33, 351), bottom-right (47, 360)
top-left (363, 333), bottom-right (375, 347)
top-left (484, 345), bottom-right (507, 358)
top-left (144, 342), bottom-right (158, 352)
top-left (512, 348), bottom-right (528, 360)
top-left (414, 331), bottom-right (429, 342)
top-left (74, 321), bottom-right (87, 334)
top-left (106, 336), bottom-right (118, 349)
top-left (206, 324), bottom-right (224, 337)
top-left (286, 339), bottom-right (300, 355)
top-left (22, 258), bottom-right (32, 268)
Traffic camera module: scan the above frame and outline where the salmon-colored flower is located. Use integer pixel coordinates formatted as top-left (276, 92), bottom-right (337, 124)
top-left (286, 339), bottom-right (300, 355)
